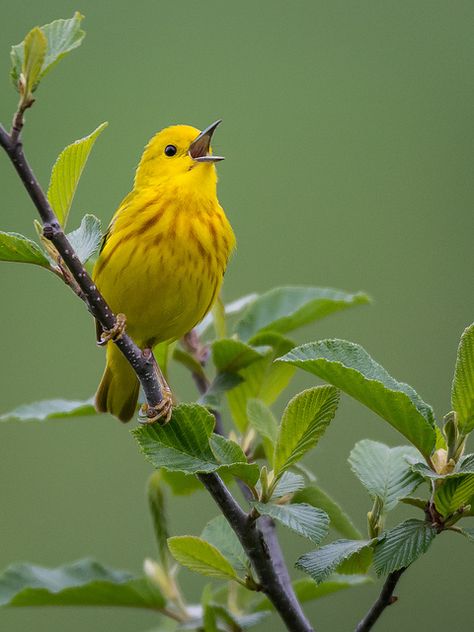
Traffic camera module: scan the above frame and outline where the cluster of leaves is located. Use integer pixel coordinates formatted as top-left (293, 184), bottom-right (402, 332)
top-left (1, 13), bottom-right (474, 632)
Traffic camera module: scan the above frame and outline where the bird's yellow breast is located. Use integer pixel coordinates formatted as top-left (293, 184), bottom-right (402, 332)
top-left (93, 182), bottom-right (234, 348)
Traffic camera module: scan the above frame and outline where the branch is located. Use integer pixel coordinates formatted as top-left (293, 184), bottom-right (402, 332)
top-left (0, 119), bottom-right (164, 418)
top-left (185, 328), bottom-right (311, 630)
top-left (1, 110), bottom-right (314, 632)
top-left (354, 568), bottom-right (406, 632)
top-left (199, 473), bottom-right (314, 632)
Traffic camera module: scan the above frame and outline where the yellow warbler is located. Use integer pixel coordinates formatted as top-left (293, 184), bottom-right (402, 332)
top-left (93, 121), bottom-right (235, 422)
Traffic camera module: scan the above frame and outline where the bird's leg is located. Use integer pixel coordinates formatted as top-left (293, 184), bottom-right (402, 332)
top-left (138, 348), bottom-right (174, 425)
top-left (97, 313), bottom-right (127, 346)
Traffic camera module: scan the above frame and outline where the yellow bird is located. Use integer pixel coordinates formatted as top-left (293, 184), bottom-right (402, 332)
top-left (93, 121), bottom-right (235, 422)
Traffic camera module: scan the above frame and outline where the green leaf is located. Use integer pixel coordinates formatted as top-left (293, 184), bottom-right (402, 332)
top-left (0, 232), bottom-right (50, 268)
top-left (409, 454), bottom-right (474, 480)
top-left (279, 339), bottom-right (436, 458)
top-left (296, 539), bottom-right (373, 584)
top-left (271, 472), bottom-right (306, 499)
top-left (226, 338), bottom-right (296, 432)
top-left (293, 486), bottom-right (362, 540)
top-left (0, 559), bottom-right (164, 609)
top-left (212, 339), bottom-right (266, 373)
top-left (247, 398), bottom-right (278, 443)
top-left (451, 323), bottom-right (474, 435)
top-left (273, 386), bottom-right (339, 477)
top-left (199, 372), bottom-right (243, 410)
top-left (161, 470), bottom-right (204, 495)
top-left (434, 474), bottom-right (474, 517)
top-left (147, 472), bottom-right (169, 568)
top-left (66, 214), bottom-right (102, 264)
top-left (209, 434), bottom-right (260, 486)
top-left (210, 604), bottom-right (269, 629)
top-left (48, 122), bottom-right (108, 227)
top-left (196, 292), bottom-right (259, 337)
top-left (348, 440), bottom-right (423, 512)
top-left (247, 398), bottom-right (278, 464)
top-left (253, 502), bottom-right (329, 544)
top-left (21, 27), bottom-right (47, 94)
top-left (458, 527), bottom-right (474, 542)
top-left (373, 519), bottom-right (437, 575)
top-left (0, 398), bottom-right (96, 422)
top-left (134, 404), bottom-right (256, 483)
top-left (11, 13), bottom-right (86, 90)
top-left (167, 537), bottom-right (239, 582)
top-left (201, 516), bottom-right (248, 572)
top-left (236, 286), bottom-right (370, 341)
top-left (172, 347), bottom-right (207, 381)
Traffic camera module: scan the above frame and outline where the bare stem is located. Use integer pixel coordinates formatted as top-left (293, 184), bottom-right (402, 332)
top-left (354, 568), bottom-right (406, 632)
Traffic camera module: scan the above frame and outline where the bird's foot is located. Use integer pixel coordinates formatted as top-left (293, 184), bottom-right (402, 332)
top-left (138, 388), bottom-right (173, 425)
top-left (98, 313), bottom-right (127, 346)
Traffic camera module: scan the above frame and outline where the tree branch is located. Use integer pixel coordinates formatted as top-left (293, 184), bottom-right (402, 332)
top-left (0, 120), bottom-right (164, 418)
top-left (0, 110), bottom-right (314, 632)
top-left (354, 568), bottom-right (406, 632)
top-left (199, 473), bottom-right (314, 632)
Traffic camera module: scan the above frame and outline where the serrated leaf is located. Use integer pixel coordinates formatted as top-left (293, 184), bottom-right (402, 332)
top-left (271, 472), bottom-right (306, 499)
top-left (247, 398), bottom-right (278, 443)
top-left (348, 440), bottom-right (423, 512)
top-left (451, 324), bottom-right (474, 434)
top-left (0, 559), bottom-right (164, 609)
top-left (22, 27), bottom-right (47, 94)
top-left (293, 486), bottom-right (362, 540)
top-left (226, 337), bottom-right (296, 431)
top-left (212, 339), bottom-right (266, 373)
top-left (161, 470), bottom-right (204, 495)
top-left (296, 539), bottom-right (373, 584)
top-left (0, 398), bottom-right (96, 422)
top-left (409, 454), bottom-right (474, 480)
top-left (279, 339), bottom-right (436, 458)
top-left (66, 214), bottom-right (102, 264)
top-left (11, 13), bottom-right (85, 90)
top-left (274, 386), bottom-right (339, 477)
top-left (199, 372), bottom-right (243, 410)
top-left (373, 519), bottom-right (436, 575)
top-left (48, 122), bottom-right (108, 227)
top-left (134, 404), bottom-right (256, 483)
top-left (458, 527), bottom-right (474, 542)
top-left (434, 474), bottom-right (474, 517)
top-left (254, 502), bottom-right (329, 544)
top-left (196, 292), bottom-right (259, 337)
top-left (0, 232), bottom-right (50, 268)
top-left (209, 434), bottom-right (260, 486)
top-left (236, 286), bottom-right (370, 341)
top-left (210, 604), bottom-right (269, 629)
top-left (201, 516), bottom-right (248, 572)
top-left (167, 537), bottom-right (239, 582)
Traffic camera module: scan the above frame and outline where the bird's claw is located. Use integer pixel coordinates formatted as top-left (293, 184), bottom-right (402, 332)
top-left (98, 313), bottom-right (127, 346)
top-left (138, 390), bottom-right (174, 425)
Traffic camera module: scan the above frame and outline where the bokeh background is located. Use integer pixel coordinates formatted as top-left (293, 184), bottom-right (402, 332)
top-left (1, 1), bottom-right (473, 631)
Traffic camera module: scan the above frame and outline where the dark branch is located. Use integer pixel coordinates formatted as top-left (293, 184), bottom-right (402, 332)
top-left (0, 120), bottom-right (163, 415)
top-left (354, 568), bottom-right (406, 632)
top-left (199, 473), bottom-right (314, 632)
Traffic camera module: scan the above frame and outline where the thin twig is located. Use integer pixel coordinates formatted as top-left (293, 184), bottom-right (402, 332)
top-left (0, 119), bottom-right (163, 416)
top-left (354, 568), bottom-right (406, 632)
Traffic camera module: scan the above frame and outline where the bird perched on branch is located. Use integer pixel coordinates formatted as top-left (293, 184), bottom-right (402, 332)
top-left (93, 121), bottom-right (235, 423)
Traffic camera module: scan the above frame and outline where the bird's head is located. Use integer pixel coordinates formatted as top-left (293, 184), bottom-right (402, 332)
top-left (135, 120), bottom-right (224, 189)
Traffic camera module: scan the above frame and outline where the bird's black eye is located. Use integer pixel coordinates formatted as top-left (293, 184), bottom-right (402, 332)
top-left (164, 144), bottom-right (177, 157)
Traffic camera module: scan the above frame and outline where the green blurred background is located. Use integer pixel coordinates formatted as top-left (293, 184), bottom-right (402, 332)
top-left (1, 1), bottom-right (473, 630)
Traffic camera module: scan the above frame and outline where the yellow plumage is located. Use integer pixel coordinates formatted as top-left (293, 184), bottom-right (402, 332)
top-left (93, 122), bottom-right (235, 422)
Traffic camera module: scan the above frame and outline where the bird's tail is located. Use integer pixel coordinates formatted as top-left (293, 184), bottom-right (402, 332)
top-left (95, 342), bottom-right (140, 422)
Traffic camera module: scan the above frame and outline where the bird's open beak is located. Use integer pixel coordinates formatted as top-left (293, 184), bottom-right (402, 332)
top-left (189, 120), bottom-right (225, 162)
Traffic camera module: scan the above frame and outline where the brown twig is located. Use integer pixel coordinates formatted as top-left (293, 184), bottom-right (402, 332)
top-left (354, 568), bottom-right (406, 632)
